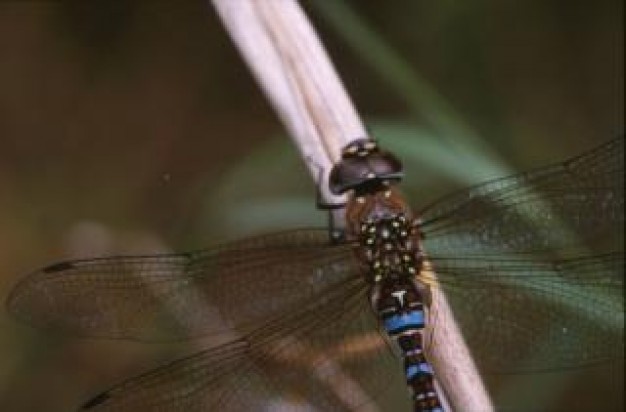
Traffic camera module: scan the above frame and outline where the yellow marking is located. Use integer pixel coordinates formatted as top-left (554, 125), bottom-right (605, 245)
top-left (417, 260), bottom-right (441, 289)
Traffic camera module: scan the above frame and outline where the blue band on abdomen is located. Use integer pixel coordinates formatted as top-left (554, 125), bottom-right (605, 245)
top-left (383, 310), bottom-right (425, 334)
top-left (406, 362), bottom-right (433, 380)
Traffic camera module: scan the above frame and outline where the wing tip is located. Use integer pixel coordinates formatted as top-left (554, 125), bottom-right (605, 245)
top-left (79, 391), bottom-right (111, 410)
top-left (43, 261), bottom-right (75, 273)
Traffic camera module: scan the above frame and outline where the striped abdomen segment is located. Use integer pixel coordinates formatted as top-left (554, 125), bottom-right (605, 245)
top-left (374, 279), bottom-right (443, 412)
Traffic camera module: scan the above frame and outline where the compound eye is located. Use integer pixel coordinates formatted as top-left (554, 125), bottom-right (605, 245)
top-left (329, 140), bottom-right (403, 195)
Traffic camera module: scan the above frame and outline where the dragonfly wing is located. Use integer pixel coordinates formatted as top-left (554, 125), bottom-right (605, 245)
top-left (420, 137), bottom-right (623, 256)
top-left (79, 281), bottom-right (407, 411)
top-left (7, 229), bottom-right (360, 341)
top-left (426, 253), bottom-right (624, 372)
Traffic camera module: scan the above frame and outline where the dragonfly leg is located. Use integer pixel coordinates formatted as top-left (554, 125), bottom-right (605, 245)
top-left (326, 209), bottom-right (348, 244)
top-left (309, 159), bottom-right (348, 243)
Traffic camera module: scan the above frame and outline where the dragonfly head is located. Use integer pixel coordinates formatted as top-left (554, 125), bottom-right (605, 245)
top-left (329, 139), bottom-right (404, 196)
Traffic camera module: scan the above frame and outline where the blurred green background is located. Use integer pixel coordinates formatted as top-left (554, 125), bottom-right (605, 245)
top-left (0, 1), bottom-right (622, 411)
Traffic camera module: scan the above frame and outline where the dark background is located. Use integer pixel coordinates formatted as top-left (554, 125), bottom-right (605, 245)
top-left (0, 1), bottom-right (623, 411)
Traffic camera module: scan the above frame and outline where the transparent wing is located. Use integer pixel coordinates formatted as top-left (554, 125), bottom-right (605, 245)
top-left (417, 137), bottom-right (624, 372)
top-left (7, 229), bottom-right (361, 341)
top-left (419, 137), bottom-right (623, 256)
top-left (425, 253), bottom-right (624, 372)
top-left (79, 280), bottom-right (407, 411)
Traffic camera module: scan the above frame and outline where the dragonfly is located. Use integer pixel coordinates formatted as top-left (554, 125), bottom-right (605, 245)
top-left (7, 136), bottom-right (624, 411)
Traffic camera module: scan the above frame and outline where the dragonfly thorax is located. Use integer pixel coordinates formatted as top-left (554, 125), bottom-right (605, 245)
top-left (357, 214), bottom-right (423, 284)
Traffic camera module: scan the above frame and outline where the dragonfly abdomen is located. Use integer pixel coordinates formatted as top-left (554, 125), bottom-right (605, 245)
top-left (372, 277), bottom-right (443, 412)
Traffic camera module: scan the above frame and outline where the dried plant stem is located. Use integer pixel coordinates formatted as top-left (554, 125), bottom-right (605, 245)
top-left (212, 0), bottom-right (364, 205)
top-left (211, 0), bottom-right (492, 411)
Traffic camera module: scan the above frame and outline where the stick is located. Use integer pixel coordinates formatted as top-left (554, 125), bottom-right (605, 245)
top-left (211, 0), bottom-right (365, 207)
top-left (211, 0), bottom-right (492, 410)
